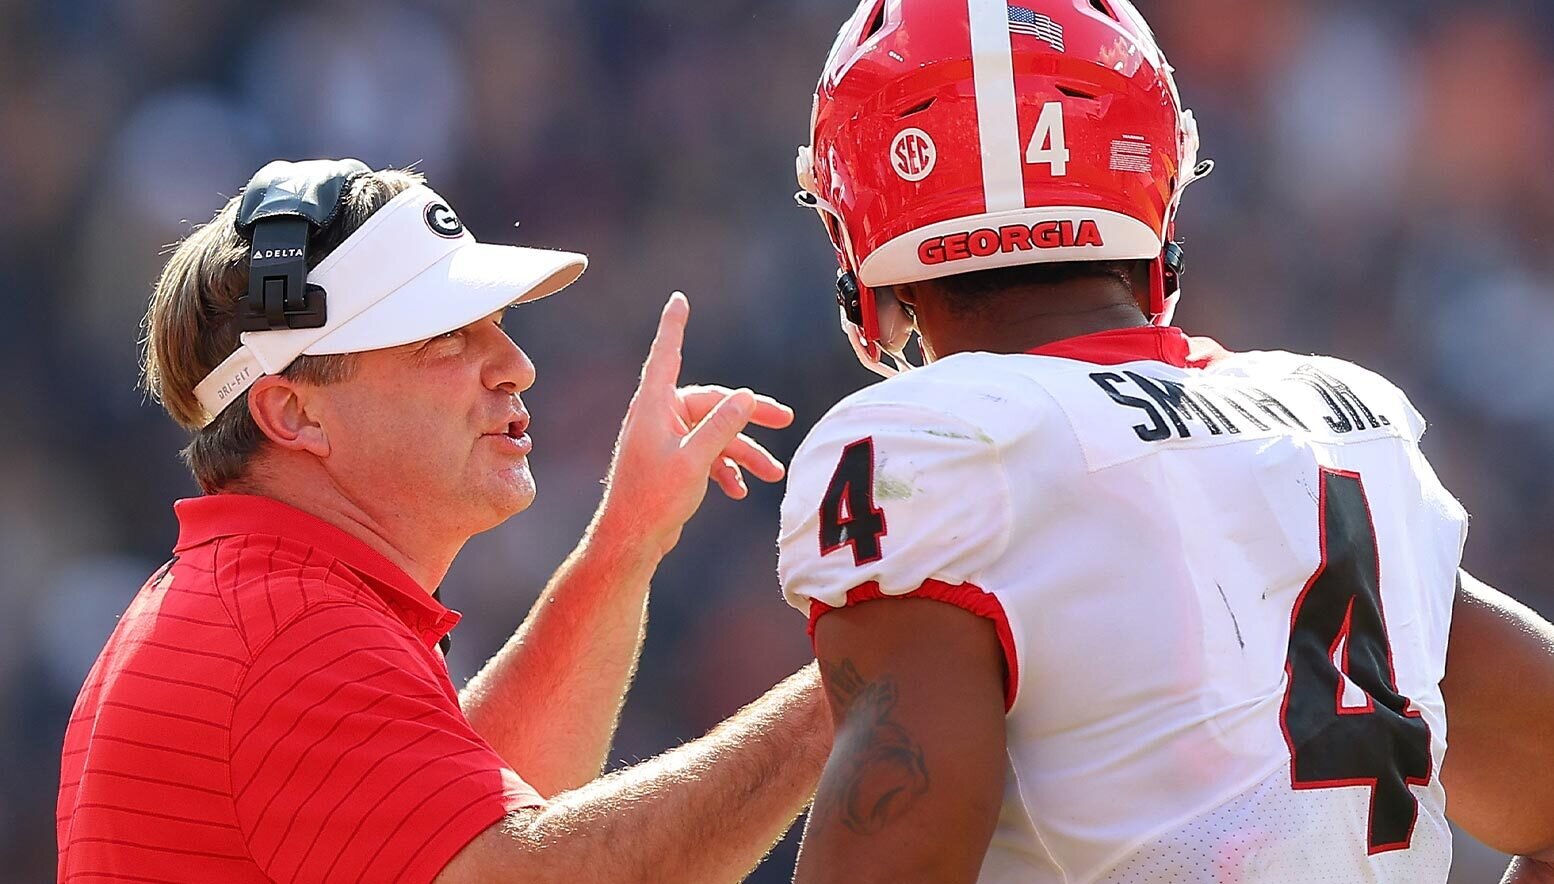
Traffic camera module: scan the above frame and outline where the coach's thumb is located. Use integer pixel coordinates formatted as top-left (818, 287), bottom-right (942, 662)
top-left (684, 388), bottom-right (757, 462)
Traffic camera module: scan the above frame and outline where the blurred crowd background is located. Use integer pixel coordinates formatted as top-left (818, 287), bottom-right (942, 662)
top-left (2, 0), bottom-right (1551, 880)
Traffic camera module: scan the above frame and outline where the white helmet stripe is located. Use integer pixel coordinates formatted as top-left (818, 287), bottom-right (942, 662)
top-left (968, 0), bottom-right (1025, 213)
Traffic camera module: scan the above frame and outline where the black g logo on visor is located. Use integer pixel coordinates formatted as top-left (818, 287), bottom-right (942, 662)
top-left (424, 202), bottom-right (465, 238)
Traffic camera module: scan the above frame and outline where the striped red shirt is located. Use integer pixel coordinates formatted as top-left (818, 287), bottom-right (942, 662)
top-left (57, 494), bottom-right (541, 883)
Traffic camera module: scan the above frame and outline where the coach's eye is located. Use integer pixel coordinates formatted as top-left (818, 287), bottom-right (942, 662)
top-left (418, 329), bottom-right (466, 355)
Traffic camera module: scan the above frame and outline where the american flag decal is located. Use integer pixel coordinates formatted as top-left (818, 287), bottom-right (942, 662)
top-left (1008, 6), bottom-right (1065, 52)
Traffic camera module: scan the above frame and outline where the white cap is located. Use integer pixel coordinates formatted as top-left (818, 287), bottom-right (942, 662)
top-left (193, 184), bottom-right (587, 427)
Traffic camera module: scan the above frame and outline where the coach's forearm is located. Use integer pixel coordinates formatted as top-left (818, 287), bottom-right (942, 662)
top-left (461, 511), bottom-right (660, 796)
top-left (447, 664), bottom-right (831, 884)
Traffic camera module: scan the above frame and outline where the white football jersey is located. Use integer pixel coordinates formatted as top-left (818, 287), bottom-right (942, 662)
top-left (779, 326), bottom-right (1467, 884)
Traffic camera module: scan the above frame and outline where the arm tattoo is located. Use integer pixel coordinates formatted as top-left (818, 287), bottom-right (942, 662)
top-left (817, 658), bottom-right (930, 835)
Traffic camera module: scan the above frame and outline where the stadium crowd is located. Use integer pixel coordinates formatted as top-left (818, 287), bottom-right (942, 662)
top-left (2, 0), bottom-right (1551, 879)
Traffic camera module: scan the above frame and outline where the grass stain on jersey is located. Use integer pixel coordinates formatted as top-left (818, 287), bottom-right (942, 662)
top-left (875, 474), bottom-right (918, 501)
top-left (922, 427), bottom-right (995, 445)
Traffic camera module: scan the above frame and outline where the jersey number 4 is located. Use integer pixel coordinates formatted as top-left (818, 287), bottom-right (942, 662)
top-left (1280, 468), bottom-right (1433, 853)
top-left (819, 438), bottom-right (888, 566)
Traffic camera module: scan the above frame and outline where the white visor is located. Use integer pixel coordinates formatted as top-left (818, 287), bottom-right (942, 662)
top-left (193, 184), bottom-right (587, 427)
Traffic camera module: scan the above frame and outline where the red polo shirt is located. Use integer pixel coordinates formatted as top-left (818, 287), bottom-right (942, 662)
top-left (57, 494), bottom-right (542, 883)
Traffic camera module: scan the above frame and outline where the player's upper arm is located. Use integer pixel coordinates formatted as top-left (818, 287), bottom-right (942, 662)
top-left (1441, 570), bottom-right (1554, 859)
top-left (796, 598), bottom-right (1008, 884)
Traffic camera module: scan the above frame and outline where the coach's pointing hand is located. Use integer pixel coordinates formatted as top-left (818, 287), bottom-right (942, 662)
top-left (597, 292), bottom-right (794, 558)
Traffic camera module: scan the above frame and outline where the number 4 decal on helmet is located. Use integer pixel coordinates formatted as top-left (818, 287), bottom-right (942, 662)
top-left (818, 438), bottom-right (888, 566)
top-left (1025, 101), bottom-right (1070, 176)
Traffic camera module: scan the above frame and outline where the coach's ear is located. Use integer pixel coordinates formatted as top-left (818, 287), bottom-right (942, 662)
top-left (247, 375), bottom-right (330, 457)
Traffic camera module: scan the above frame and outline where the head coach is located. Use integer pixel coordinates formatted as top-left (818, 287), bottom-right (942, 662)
top-left (56, 159), bottom-right (830, 883)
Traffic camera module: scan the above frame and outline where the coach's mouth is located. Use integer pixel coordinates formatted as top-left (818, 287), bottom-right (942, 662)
top-left (483, 411), bottom-right (530, 437)
top-left (481, 412), bottom-right (532, 454)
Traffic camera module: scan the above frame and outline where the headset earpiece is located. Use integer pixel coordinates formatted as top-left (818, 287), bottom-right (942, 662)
top-left (234, 158), bottom-right (371, 333)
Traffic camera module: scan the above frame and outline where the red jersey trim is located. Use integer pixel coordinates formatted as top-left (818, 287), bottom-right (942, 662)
top-left (172, 494), bottom-right (459, 643)
top-left (1027, 325), bottom-right (1230, 370)
top-left (808, 580), bottom-right (1019, 712)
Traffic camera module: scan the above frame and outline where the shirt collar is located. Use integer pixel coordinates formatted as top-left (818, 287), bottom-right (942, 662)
top-left (173, 493), bottom-right (461, 646)
top-left (1027, 325), bottom-right (1227, 368)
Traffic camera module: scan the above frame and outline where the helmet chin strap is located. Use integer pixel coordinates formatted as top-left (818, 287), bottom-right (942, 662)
top-left (798, 148), bottom-right (917, 379)
top-left (840, 308), bottom-right (900, 378)
top-left (1150, 157), bottom-right (1215, 327)
top-left (839, 303), bottom-right (917, 379)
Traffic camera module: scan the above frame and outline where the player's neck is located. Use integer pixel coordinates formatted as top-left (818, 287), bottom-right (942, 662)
top-left (914, 283), bottom-right (1149, 360)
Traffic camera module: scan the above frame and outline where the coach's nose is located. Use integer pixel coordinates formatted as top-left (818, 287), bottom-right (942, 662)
top-left (482, 322), bottom-right (536, 395)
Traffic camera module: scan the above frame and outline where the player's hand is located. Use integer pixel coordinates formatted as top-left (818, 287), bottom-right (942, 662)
top-left (597, 292), bottom-right (794, 558)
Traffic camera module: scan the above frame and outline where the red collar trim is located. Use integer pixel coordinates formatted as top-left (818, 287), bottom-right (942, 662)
top-left (173, 494), bottom-right (459, 643)
top-left (1027, 325), bottom-right (1227, 369)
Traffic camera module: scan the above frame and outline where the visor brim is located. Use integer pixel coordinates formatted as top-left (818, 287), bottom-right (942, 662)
top-left (304, 242), bottom-right (587, 356)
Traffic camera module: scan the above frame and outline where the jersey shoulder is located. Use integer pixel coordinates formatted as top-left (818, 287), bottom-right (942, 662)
top-left (780, 356), bottom-right (1066, 613)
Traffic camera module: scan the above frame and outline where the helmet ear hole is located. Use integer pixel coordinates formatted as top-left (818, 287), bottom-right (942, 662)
top-left (1088, 0), bottom-right (1117, 20)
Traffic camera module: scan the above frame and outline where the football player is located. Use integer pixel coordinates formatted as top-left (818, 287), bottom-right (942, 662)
top-left (779, 0), bottom-right (1554, 881)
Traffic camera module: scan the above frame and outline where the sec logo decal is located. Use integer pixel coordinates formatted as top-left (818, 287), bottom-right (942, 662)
top-left (890, 128), bottom-right (937, 182)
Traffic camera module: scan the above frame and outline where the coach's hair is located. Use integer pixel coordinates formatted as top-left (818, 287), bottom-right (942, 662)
top-left (141, 168), bottom-right (426, 493)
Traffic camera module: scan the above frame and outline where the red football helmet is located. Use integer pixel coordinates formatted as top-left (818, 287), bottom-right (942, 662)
top-left (797, 0), bottom-right (1212, 374)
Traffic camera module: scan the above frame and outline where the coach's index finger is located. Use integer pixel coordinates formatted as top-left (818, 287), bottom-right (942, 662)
top-left (640, 291), bottom-right (689, 390)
